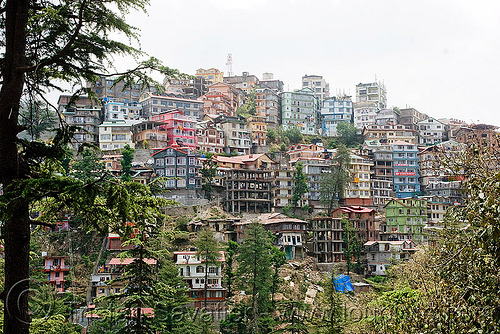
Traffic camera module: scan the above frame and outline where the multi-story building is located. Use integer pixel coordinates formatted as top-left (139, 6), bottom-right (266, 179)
top-left (417, 117), bottom-right (447, 146)
top-left (320, 96), bottom-right (353, 137)
top-left (224, 72), bottom-right (260, 93)
top-left (345, 153), bottom-right (374, 205)
top-left (439, 118), bottom-right (467, 141)
top-left (298, 158), bottom-right (331, 204)
top-left (139, 92), bottom-right (204, 120)
top-left (280, 87), bottom-right (319, 135)
top-left (384, 197), bottom-right (427, 243)
top-left (331, 206), bottom-right (378, 241)
top-left (151, 144), bottom-right (201, 190)
top-left (287, 143), bottom-right (333, 162)
top-left (392, 141), bottom-right (420, 198)
top-left (99, 120), bottom-right (139, 151)
top-left (195, 119), bottom-right (225, 154)
top-left (355, 81), bottom-right (387, 109)
top-left (247, 115), bottom-right (267, 153)
top-left (58, 95), bottom-right (102, 148)
top-left (201, 82), bottom-right (243, 117)
top-left (42, 255), bottom-right (69, 293)
top-left (87, 76), bottom-right (153, 103)
top-left (273, 168), bottom-right (295, 210)
top-left (259, 72), bottom-right (284, 93)
top-left (165, 77), bottom-right (208, 98)
top-left (309, 216), bottom-right (345, 263)
top-left (353, 101), bottom-right (379, 130)
top-left (455, 123), bottom-right (500, 151)
top-left (258, 213), bottom-right (308, 260)
top-left (132, 120), bottom-right (168, 149)
top-left (370, 147), bottom-right (395, 209)
top-left (214, 154), bottom-right (277, 213)
top-left (255, 86), bottom-right (280, 129)
top-left (195, 68), bottom-right (224, 85)
top-left (151, 109), bottom-right (197, 149)
top-left (375, 108), bottom-right (400, 125)
top-left (422, 195), bottom-right (453, 225)
top-left (173, 251), bottom-right (226, 309)
top-left (364, 240), bottom-right (417, 275)
top-left (399, 108), bottom-right (428, 131)
top-left (103, 99), bottom-right (142, 121)
top-left (302, 74), bottom-right (330, 104)
top-left (215, 115), bottom-right (252, 155)
top-left (362, 124), bottom-right (417, 145)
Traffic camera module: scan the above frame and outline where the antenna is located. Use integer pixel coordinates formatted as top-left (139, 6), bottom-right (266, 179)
top-left (226, 53), bottom-right (233, 77)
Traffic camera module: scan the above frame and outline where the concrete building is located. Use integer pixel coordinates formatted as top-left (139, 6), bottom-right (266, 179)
top-left (331, 206), bottom-right (378, 241)
top-left (132, 121), bottom-right (168, 149)
top-left (273, 168), bottom-right (296, 210)
top-left (362, 124), bottom-right (417, 145)
top-left (345, 153), bottom-right (374, 205)
top-left (259, 72), bottom-right (284, 93)
top-left (355, 81), bottom-right (387, 109)
top-left (224, 71), bottom-right (260, 93)
top-left (383, 197), bottom-right (427, 243)
top-left (255, 86), bottom-right (281, 129)
top-left (165, 77), bottom-right (209, 98)
top-left (280, 87), bottom-right (319, 135)
top-left (364, 240), bottom-right (417, 275)
top-left (375, 108), bottom-right (400, 126)
top-left (139, 92), bottom-right (204, 120)
top-left (151, 109), bottom-right (197, 149)
top-left (58, 95), bottom-right (102, 148)
top-left (214, 115), bottom-right (252, 155)
top-left (173, 251), bottom-right (226, 309)
top-left (151, 144), bottom-right (201, 190)
top-left (43, 255), bottom-right (69, 293)
top-left (195, 68), bottom-right (224, 84)
top-left (399, 108), bottom-right (428, 131)
top-left (99, 120), bottom-right (139, 151)
top-left (87, 76), bottom-right (153, 103)
top-left (370, 146), bottom-right (395, 210)
top-left (201, 82), bottom-right (244, 117)
top-left (195, 119), bottom-right (225, 154)
top-left (455, 123), bottom-right (500, 151)
top-left (417, 117), bottom-right (447, 146)
top-left (320, 96), bottom-right (353, 137)
top-left (103, 99), bottom-right (142, 121)
top-left (353, 101), bottom-right (379, 130)
top-left (392, 141), bottom-right (420, 198)
top-left (309, 216), bottom-right (345, 263)
top-left (302, 74), bottom-right (330, 104)
top-left (247, 115), bottom-right (267, 153)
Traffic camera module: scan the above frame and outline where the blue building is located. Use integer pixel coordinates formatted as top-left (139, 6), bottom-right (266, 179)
top-left (320, 95), bottom-right (353, 137)
top-left (280, 87), bottom-right (319, 135)
top-left (391, 141), bottom-right (420, 198)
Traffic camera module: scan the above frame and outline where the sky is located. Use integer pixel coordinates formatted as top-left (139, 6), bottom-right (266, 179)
top-left (97, 0), bottom-right (500, 125)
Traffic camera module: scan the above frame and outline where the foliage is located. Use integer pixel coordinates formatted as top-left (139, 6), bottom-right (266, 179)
top-left (292, 162), bottom-right (309, 214)
top-left (342, 218), bottom-right (362, 275)
top-left (274, 300), bottom-right (310, 334)
top-left (194, 227), bottom-right (221, 309)
top-left (336, 122), bottom-right (360, 148)
top-left (71, 148), bottom-right (105, 183)
top-left (30, 314), bottom-right (80, 334)
top-left (121, 144), bottom-right (135, 181)
top-left (19, 99), bottom-right (58, 141)
top-left (237, 89), bottom-right (257, 118)
top-left (270, 246), bottom-right (287, 306)
top-left (283, 126), bottom-right (304, 146)
top-left (319, 144), bottom-right (351, 213)
top-left (200, 152), bottom-right (218, 200)
top-left (235, 223), bottom-right (274, 332)
top-left (267, 128), bottom-right (277, 143)
top-left (310, 273), bottom-right (345, 334)
top-left (224, 240), bottom-right (239, 300)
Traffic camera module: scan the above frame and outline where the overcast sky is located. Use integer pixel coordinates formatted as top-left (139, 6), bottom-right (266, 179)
top-left (112, 0), bottom-right (500, 125)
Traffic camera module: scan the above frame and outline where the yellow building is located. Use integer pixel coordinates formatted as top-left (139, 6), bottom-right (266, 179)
top-left (195, 68), bottom-right (224, 84)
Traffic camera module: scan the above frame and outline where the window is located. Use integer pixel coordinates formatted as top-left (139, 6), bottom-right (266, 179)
top-left (177, 168), bottom-right (186, 176)
top-left (177, 157), bottom-right (186, 165)
top-left (196, 266), bottom-right (204, 273)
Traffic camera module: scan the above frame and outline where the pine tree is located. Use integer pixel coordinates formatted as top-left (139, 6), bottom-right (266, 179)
top-left (194, 227), bottom-right (221, 309)
top-left (224, 240), bottom-right (239, 300)
top-left (292, 162), bottom-right (309, 214)
top-left (319, 144), bottom-right (351, 213)
top-left (121, 145), bottom-right (135, 182)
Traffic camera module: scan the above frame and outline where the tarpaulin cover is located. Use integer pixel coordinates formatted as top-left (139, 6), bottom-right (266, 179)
top-left (333, 274), bottom-right (354, 293)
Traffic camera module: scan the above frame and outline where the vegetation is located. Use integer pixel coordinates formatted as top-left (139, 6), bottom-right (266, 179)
top-left (200, 152), bottom-right (219, 200)
top-left (121, 144), bottom-right (135, 181)
top-left (194, 227), bottom-right (221, 309)
top-left (292, 162), bottom-right (310, 214)
top-left (319, 144), bottom-right (351, 213)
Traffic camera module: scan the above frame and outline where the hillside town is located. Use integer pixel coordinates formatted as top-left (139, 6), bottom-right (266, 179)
top-left (23, 67), bottom-right (499, 332)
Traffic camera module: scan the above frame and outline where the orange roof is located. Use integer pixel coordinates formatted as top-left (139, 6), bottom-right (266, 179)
top-left (109, 258), bottom-right (157, 265)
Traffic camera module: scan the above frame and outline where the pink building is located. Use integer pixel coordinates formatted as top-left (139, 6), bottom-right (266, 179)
top-left (201, 82), bottom-right (243, 117)
top-left (151, 109), bottom-right (196, 149)
top-left (43, 255), bottom-right (69, 293)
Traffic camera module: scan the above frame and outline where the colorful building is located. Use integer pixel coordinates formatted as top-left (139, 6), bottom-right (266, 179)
top-left (42, 255), bottom-right (69, 293)
top-left (280, 87), bottom-right (319, 135)
top-left (392, 141), bottom-right (420, 198)
top-left (384, 197), bottom-right (427, 243)
top-left (151, 109), bottom-right (197, 149)
top-left (201, 82), bottom-right (243, 117)
top-left (151, 144), bottom-right (201, 190)
top-left (320, 96), bottom-right (353, 137)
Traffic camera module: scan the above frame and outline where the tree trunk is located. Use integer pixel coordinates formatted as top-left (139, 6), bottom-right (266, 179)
top-left (0, 1), bottom-right (30, 333)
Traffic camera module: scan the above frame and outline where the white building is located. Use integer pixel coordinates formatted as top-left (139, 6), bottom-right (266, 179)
top-left (353, 101), bottom-right (379, 130)
top-left (103, 99), bottom-right (143, 121)
top-left (417, 117), bottom-right (447, 146)
top-left (302, 74), bottom-right (330, 104)
top-left (280, 87), bottom-right (319, 135)
top-left (99, 120), bottom-right (140, 151)
top-left (364, 240), bottom-right (417, 275)
top-left (355, 81), bottom-right (387, 109)
top-left (173, 251), bottom-right (226, 308)
top-left (320, 96), bottom-right (353, 136)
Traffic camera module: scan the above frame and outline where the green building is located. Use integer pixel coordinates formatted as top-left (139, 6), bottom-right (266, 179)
top-left (383, 197), bottom-right (427, 243)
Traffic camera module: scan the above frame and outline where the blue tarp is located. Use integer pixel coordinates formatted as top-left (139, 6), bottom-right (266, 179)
top-left (333, 274), bottom-right (354, 293)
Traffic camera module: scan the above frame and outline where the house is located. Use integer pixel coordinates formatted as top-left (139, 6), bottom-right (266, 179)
top-left (195, 119), bottom-right (225, 154)
top-left (364, 240), bottom-right (418, 275)
top-left (151, 143), bottom-right (201, 190)
top-left (258, 213), bottom-right (308, 260)
top-left (91, 258), bottom-right (157, 300)
top-left (150, 109), bottom-right (197, 149)
top-left (331, 206), bottom-right (377, 241)
top-left (383, 198), bottom-right (427, 243)
top-left (308, 216), bottom-right (345, 263)
top-left (42, 255), bottom-right (70, 293)
top-left (173, 251), bottom-right (226, 309)
top-left (187, 217), bottom-right (240, 243)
